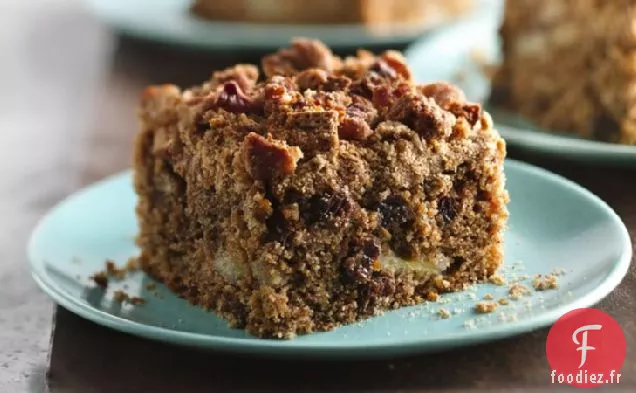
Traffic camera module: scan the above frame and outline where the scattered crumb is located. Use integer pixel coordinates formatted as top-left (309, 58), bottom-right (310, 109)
top-left (113, 290), bottom-right (129, 303)
top-left (90, 272), bottom-right (108, 289)
top-left (508, 283), bottom-right (530, 300)
top-left (532, 274), bottom-right (559, 291)
top-left (488, 274), bottom-right (506, 285)
top-left (105, 259), bottom-right (117, 275)
top-left (129, 297), bottom-right (145, 305)
top-left (475, 301), bottom-right (498, 314)
top-left (483, 293), bottom-right (494, 300)
top-left (146, 282), bottom-right (157, 291)
top-left (438, 308), bottom-right (451, 319)
top-left (498, 298), bottom-right (509, 306)
top-left (126, 257), bottom-right (139, 271)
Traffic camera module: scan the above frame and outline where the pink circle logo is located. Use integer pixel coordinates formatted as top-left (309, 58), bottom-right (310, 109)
top-left (546, 308), bottom-right (626, 388)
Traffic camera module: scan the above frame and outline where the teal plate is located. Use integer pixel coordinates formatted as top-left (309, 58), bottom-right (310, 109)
top-left (404, 4), bottom-right (636, 166)
top-left (84, 0), bottom-right (491, 50)
top-left (28, 160), bottom-right (631, 358)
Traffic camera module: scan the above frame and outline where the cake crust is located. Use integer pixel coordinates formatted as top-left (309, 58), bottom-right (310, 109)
top-left (134, 39), bottom-right (508, 338)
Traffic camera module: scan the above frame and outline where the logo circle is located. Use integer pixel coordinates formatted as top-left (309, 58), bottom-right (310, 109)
top-left (546, 308), bottom-right (626, 388)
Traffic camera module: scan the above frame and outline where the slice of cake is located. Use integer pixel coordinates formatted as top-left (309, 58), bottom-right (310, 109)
top-left (490, 0), bottom-right (636, 145)
top-left (134, 39), bottom-right (508, 338)
top-left (191, 0), bottom-right (474, 28)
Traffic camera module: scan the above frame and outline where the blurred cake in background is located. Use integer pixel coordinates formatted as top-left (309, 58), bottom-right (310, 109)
top-left (191, 0), bottom-right (474, 28)
top-left (490, 0), bottom-right (636, 145)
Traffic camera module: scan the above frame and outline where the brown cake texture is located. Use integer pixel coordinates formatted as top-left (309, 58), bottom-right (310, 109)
top-left (134, 39), bottom-right (508, 338)
top-left (191, 0), bottom-right (473, 28)
top-left (490, 0), bottom-right (636, 145)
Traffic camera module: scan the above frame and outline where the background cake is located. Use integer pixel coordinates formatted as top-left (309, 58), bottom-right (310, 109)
top-left (134, 39), bottom-right (508, 338)
top-left (490, 0), bottom-right (636, 145)
top-left (191, 0), bottom-right (474, 28)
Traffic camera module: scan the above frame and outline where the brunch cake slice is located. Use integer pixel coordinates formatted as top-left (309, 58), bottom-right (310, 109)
top-left (134, 39), bottom-right (508, 338)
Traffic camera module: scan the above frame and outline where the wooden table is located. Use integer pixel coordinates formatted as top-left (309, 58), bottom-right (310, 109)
top-left (2, 1), bottom-right (634, 392)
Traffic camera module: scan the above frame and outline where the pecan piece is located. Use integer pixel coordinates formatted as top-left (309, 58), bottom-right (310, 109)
top-left (215, 82), bottom-right (263, 114)
top-left (241, 133), bottom-right (303, 181)
top-left (262, 38), bottom-right (335, 78)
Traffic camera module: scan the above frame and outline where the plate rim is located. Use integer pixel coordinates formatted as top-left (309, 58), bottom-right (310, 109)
top-left (28, 159), bottom-right (633, 356)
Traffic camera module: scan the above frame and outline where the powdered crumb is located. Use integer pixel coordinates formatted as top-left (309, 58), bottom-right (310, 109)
top-left (475, 301), bottom-right (497, 314)
top-left (532, 274), bottom-right (559, 291)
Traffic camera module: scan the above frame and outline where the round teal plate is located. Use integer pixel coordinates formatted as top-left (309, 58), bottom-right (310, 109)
top-left (28, 160), bottom-right (631, 358)
top-left (404, 3), bottom-right (636, 166)
top-left (84, 0), bottom-right (488, 50)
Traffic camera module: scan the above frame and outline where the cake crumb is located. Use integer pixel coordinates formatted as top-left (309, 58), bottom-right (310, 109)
top-left (508, 283), bottom-right (530, 300)
top-left (438, 308), bottom-right (451, 319)
top-left (113, 290), bottom-right (129, 303)
top-left (90, 272), bottom-right (108, 288)
top-left (498, 298), bottom-right (509, 306)
top-left (146, 282), bottom-right (157, 291)
top-left (126, 257), bottom-right (139, 271)
top-left (532, 274), bottom-right (559, 291)
top-left (475, 301), bottom-right (497, 314)
top-left (426, 291), bottom-right (439, 302)
top-left (488, 274), bottom-right (506, 285)
top-left (483, 293), bottom-right (494, 300)
top-left (130, 297), bottom-right (146, 305)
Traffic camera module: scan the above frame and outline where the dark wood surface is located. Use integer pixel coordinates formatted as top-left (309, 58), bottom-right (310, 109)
top-left (2, 1), bottom-right (634, 392)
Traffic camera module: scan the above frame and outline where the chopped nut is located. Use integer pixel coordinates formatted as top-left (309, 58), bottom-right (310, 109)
top-left (241, 132), bottom-right (303, 181)
top-left (475, 301), bottom-right (498, 314)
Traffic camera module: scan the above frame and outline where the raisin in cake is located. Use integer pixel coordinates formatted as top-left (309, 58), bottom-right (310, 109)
top-left (191, 0), bottom-right (473, 28)
top-left (491, 0), bottom-right (636, 145)
top-left (134, 39), bottom-right (508, 338)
